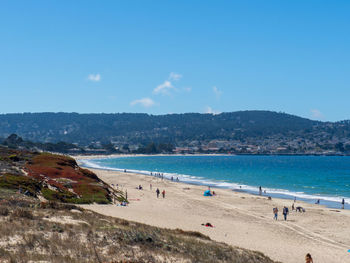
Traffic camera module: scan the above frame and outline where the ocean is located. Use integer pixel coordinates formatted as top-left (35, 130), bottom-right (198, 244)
top-left (80, 155), bottom-right (350, 209)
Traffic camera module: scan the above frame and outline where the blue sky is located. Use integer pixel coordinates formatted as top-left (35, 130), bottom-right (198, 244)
top-left (0, 1), bottom-right (349, 121)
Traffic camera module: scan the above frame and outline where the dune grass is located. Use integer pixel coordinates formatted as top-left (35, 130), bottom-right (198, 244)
top-left (0, 190), bottom-right (279, 263)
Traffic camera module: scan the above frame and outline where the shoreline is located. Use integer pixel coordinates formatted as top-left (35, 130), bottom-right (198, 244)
top-left (78, 166), bottom-right (350, 263)
top-left (72, 152), bottom-right (350, 159)
top-left (76, 155), bottom-right (349, 210)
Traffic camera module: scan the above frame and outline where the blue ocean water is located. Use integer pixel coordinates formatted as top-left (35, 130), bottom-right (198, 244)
top-left (81, 155), bottom-right (350, 208)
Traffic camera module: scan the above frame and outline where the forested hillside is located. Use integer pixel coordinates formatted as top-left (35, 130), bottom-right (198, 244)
top-left (0, 111), bottom-right (326, 144)
top-left (0, 111), bottom-right (350, 154)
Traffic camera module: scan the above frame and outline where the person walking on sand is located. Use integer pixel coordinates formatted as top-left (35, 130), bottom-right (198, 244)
top-left (156, 188), bottom-right (160, 198)
top-left (162, 190), bottom-right (165, 198)
top-left (273, 207), bottom-right (278, 220)
top-left (282, 206), bottom-right (289, 221)
top-left (305, 253), bottom-right (313, 263)
top-left (342, 198), bottom-right (345, 209)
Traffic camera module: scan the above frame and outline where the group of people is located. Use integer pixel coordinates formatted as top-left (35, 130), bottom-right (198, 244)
top-left (156, 188), bottom-right (166, 198)
top-left (151, 172), bottom-right (164, 179)
top-left (149, 172), bottom-right (181, 183)
top-left (136, 184), bottom-right (166, 198)
top-left (273, 206), bottom-right (289, 221)
top-left (273, 196), bottom-right (347, 221)
top-left (273, 199), bottom-right (310, 220)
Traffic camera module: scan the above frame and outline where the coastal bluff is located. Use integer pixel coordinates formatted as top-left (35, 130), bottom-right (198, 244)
top-left (0, 146), bottom-right (278, 262)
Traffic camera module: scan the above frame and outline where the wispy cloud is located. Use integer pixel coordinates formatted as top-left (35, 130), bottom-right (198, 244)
top-left (212, 86), bottom-right (222, 99)
top-left (87, 73), bottom-right (101, 82)
top-left (310, 109), bottom-right (324, 119)
top-left (169, 72), bottom-right (182, 81)
top-left (183, 87), bottom-right (192, 92)
top-left (153, 80), bottom-right (175, 95)
top-left (205, 106), bottom-right (221, 115)
top-left (153, 72), bottom-right (182, 96)
top-left (130, 97), bottom-right (155, 107)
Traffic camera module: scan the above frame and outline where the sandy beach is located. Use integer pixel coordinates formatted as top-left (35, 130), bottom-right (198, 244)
top-left (79, 167), bottom-right (350, 263)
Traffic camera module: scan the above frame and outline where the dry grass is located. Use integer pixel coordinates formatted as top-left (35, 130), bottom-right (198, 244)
top-left (0, 190), bottom-right (279, 263)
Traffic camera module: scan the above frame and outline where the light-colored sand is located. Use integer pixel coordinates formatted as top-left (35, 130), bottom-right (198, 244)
top-left (80, 168), bottom-right (350, 263)
top-left (43, 215), bottom-right (89, 226)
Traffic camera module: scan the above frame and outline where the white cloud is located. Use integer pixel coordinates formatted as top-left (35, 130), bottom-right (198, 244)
top-left (87, 73), bottom-right (101, 82)
top-left (152, 72), bottom-right (182, 96)
top-left (169, 72), bottom-right (182, 81)
top-left (205, 106), bottom-right (221, 115)
top-left (153, 80), bottom-right (175, 95)
top-left (213, 86), bottom-right (222, 99)
top-left (310, 109), bottom-right (324, 119)
top-left (130, 97), bottom-right (155, 107)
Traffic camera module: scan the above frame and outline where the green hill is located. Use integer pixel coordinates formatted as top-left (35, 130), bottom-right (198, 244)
top-left (1, 111), bottom-right (350, 154)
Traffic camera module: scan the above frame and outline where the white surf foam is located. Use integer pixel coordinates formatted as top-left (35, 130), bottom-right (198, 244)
top-left (79, 159), bottom-right (349, 205)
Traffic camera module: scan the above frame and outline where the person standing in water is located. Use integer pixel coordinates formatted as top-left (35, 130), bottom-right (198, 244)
top-left (342, 198), bottom-right (345, 209)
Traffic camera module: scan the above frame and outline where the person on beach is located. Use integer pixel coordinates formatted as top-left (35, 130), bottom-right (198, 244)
top-left (273, 207), bottom-right (278, 220)
top-left (292, 203), bottom-right (295, 211)
top-left (150, 184), bottom-right (152, 190)
top-left (259, 186), bottom-right (262, 195)
top-left (282, 206), bottom-right (289, 221)
top-left (296, 206), bottom-right (306, 213)
top-left (305, 253), bottom-right (313, 263)
top-left (342, 198), bottom-right (345, 209)
top-left (162, 190), bottom-right (165, 198)
top-left (156, 188), bottom-right (160, 198)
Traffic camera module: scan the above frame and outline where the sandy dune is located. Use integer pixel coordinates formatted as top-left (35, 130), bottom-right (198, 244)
top-left (80, 168), bottom-right (350, 263)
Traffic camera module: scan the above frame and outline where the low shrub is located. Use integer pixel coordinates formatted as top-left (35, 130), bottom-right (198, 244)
top-left (11, 208), bottom-right (34, 220)
top-left (0, 206), bottom-right (9, 216)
